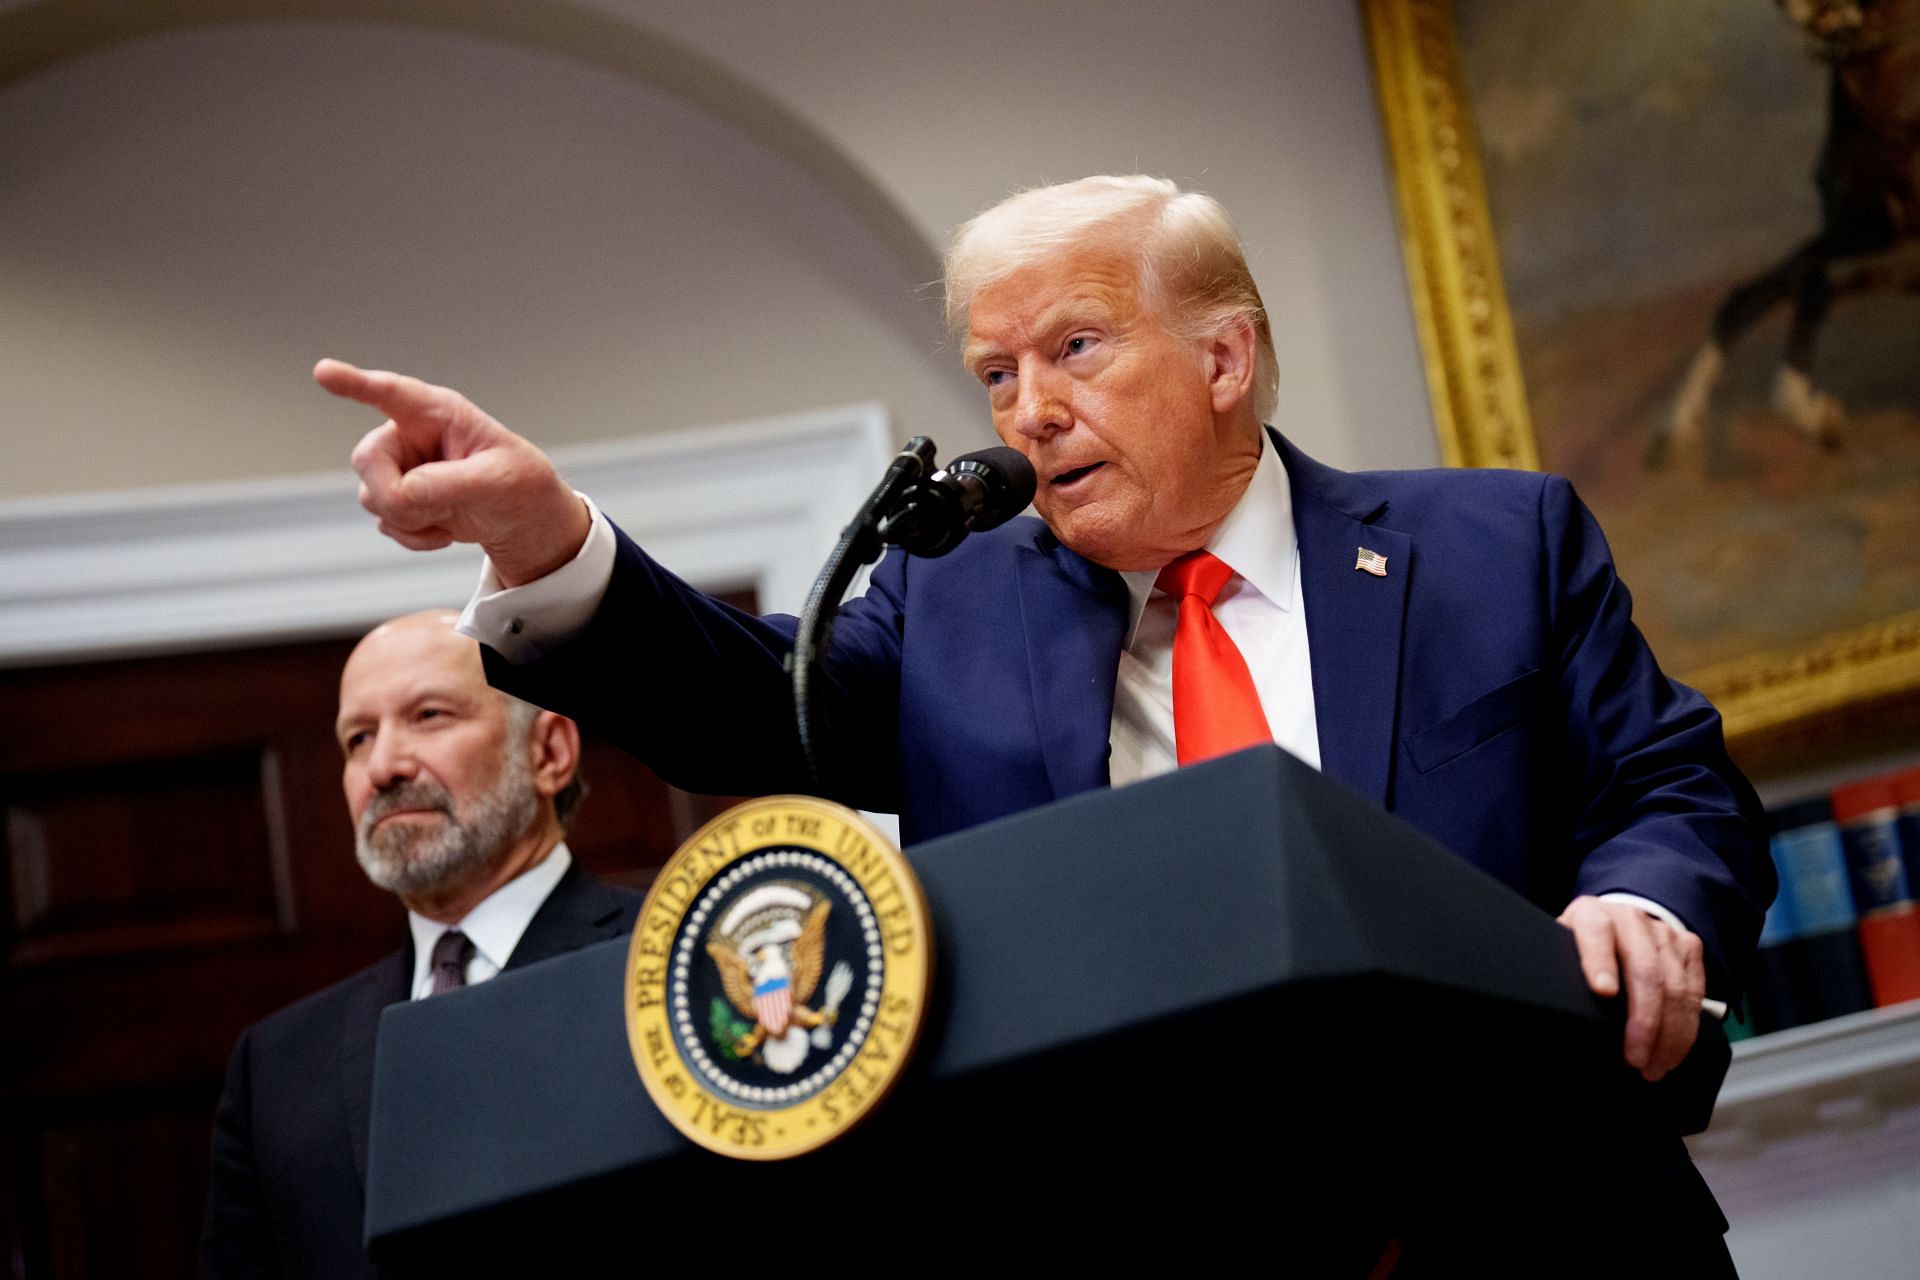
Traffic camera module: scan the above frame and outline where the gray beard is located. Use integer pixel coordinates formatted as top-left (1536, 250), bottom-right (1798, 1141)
top-left (354, 749), bottom-right (539, 898)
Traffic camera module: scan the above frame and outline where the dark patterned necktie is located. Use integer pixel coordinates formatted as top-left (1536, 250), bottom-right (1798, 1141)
top-left (429, 929), bottom-right (476, 996)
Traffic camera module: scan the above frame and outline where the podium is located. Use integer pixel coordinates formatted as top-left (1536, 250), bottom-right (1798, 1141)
top-left (363, 746), bottom-right (1729, 1269)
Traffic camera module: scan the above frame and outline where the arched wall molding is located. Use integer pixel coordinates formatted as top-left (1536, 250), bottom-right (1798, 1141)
top-left (0, 0), bottom-right (945, 299)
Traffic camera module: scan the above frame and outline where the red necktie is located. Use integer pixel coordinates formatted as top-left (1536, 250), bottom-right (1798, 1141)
top-left (1157, 550), bottom-right (1272, 766)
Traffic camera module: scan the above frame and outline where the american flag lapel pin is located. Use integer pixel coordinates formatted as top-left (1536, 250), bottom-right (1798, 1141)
top-left (1354, 546), bottom-right (1389, 577)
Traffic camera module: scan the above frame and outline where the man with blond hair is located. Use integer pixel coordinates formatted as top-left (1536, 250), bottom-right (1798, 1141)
top-left (201, 612), bottom-right (639, 1280)
top-left (317, 176), bottom-right (1767, 1268)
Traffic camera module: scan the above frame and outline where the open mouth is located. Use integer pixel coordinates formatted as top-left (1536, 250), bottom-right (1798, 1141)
top-left (1051, 461), bottom-right (1106, 489)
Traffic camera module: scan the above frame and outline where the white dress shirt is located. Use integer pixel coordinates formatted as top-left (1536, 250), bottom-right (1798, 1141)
top-left (461, 496), bottom-right (616, 665)
top-left (1111, 432), bottom-right (1318, 786)
top-left (406, 842), bottom-right (574, 1000)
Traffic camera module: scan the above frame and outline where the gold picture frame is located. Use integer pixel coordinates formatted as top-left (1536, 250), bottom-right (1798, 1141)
top-left (1360, 0), bottom-right (1920, 757)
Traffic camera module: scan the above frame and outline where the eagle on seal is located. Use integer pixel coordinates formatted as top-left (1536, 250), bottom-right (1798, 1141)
top-left (708, 896), bottom-right (835, 1072)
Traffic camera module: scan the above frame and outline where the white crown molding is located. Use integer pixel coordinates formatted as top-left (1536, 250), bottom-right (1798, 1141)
top-left (0, 403), bottom-right (895, 668)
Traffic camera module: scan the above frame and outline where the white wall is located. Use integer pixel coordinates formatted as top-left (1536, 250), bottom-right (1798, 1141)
top-left (0, 1), bottom-right (1436, 504)
top-left (0, 18), bottom-right (984, 498)
top-left (616, 0), bottom-right (1436, 472)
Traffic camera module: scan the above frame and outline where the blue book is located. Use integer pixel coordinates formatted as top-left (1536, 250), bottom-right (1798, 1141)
top-left (1750, 799), bottom-right (1874, 1034)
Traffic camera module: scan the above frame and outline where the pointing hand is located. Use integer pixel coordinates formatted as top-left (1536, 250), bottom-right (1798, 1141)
top-left (316, 359), bottom-right (590, 586)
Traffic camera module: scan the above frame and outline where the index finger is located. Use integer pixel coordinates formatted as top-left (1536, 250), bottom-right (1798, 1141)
top-left (313, 358), bottom-right (447, 422)
top-left (1561, 901), bottom-right (1621, 998)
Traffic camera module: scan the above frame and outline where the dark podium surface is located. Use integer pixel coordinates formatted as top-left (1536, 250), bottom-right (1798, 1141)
top-left (365, 746), bottom-right (1729, 1268)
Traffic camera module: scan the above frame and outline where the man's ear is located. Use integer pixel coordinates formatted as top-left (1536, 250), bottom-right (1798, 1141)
top-left (527, 710), bottom-right (582, 802)
top-left (1205, 319), bottom-right (1258, 415)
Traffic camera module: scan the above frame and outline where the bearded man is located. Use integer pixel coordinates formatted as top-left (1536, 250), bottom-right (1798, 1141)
top-left (200, 612), bottom-right (640, 1280)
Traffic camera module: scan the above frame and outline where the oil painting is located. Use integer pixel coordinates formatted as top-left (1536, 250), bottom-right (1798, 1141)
top-left (1366, 0), bottom-right (1920, 745)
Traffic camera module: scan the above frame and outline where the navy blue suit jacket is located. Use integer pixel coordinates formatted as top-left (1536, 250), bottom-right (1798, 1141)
top-left (486, 434), bottom-right (1771, 997)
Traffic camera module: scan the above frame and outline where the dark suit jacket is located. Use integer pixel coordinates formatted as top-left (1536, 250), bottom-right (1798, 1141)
top-left (478, 434), bottom-right (1772, 1252)
top-left (199, 862), bottom-right (640, 1280)
top-left (486, 433), bottom-right (1771, 996)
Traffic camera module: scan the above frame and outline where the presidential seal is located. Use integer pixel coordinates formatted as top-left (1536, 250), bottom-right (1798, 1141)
top-left (623, 795), bottom-right (932, 1160)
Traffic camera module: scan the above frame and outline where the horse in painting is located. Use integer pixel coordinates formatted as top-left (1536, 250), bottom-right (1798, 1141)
top-left (1659, 0), bottom-right (1920, 465)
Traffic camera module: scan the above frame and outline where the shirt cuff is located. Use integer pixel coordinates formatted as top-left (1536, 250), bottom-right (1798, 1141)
top-left (1595, 892), bottom-right (1728, 1021)
top-left (1596, 891), bottom-right (1686, 936)
top-left (457, 493), bottom-right (614, 664)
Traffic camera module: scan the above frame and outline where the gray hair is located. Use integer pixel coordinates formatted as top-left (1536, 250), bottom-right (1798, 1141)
top-left (943, 175), bottom-right (1279, 422)
top-left (504, 697), bottom-right (587, 830)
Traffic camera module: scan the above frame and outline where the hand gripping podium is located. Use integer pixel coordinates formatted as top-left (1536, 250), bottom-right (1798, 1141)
top-left (363, 746), bottom-right (1729, 1270)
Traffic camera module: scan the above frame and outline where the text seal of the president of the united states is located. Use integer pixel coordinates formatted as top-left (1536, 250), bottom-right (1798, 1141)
top-left (624, 795), bottom-right (932, 1159)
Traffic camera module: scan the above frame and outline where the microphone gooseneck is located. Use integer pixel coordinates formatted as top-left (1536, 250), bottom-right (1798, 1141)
top-left (791, 436), bottom-right (935, 795)
top-left (790, 440), bottom-right (1035, 795)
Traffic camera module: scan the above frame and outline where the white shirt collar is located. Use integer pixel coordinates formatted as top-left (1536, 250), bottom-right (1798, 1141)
top-left (407, 842), bottom-right (573, 992)
top-left (1118, 433), bottom-right (1297, 647)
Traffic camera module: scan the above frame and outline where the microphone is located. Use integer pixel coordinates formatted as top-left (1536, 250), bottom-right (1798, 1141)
top-left (877, 446), bottom-right (1037, 557)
